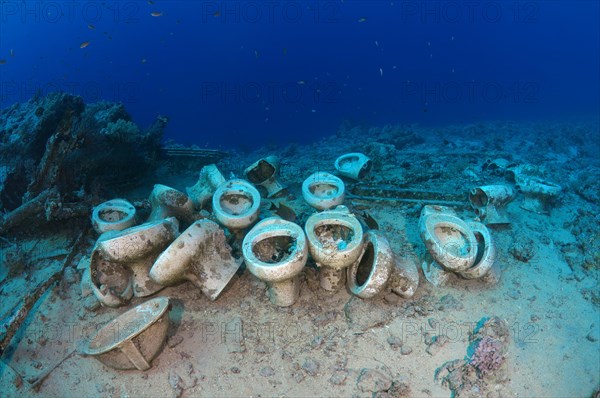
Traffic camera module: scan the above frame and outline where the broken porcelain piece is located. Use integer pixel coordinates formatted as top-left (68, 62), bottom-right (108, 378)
top-left (347, 230), bottom-right (419, 299)
top-left (83, 297), bottom-right (171, 371)
top-left (148, 184), bottom-right (196, 223)
top-left (91, 199), bottom-right (137, 235)
top-left (418, 205), bottom-right (478, 273)
top-left (506, 165), bottom-right (562, 213)
top-left (150, 220), bottom-right (242, 301)
top-left (302, 172), bottom-right (345, 211)
top-left (421, 261), bottom-right (455, 287)
top-left (457, 222), bottom-right (496, 279)
top-left (468, 185), bottom-right (514, 225)
top-left (304, 205), bottom-right (364, 291)
top-left (95, 217), bottom-right (179, 297)
top-left (244, 156), bottom-right (287, 198)
top-left (212, 179), bottom-right (261, 230)
top-left (334, 152), bottom-right (372, 180)
top-left (186, 164), bottom-right (226, 209)
top-left (242, 217), bottom-right (308, 306)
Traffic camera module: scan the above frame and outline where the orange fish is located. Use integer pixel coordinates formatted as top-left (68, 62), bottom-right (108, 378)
top-left (151, 12), bottom-right (163, 17)
top-left (80, 41), bottom-right (90, 48)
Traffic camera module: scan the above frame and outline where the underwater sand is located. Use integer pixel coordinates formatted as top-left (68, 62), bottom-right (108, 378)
top-left (1, 120), bottom-right (599, 397)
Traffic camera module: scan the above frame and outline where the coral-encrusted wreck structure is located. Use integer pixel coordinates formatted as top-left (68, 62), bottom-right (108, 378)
top-left (0, 93), bottom-right (166, 234)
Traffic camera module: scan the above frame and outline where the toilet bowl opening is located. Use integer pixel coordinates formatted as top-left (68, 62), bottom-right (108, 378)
top-left (355, 241), bottom-right (375, 286)
top-left (358, 160), bottom-right (372, 179)
top-left (247, 160), bottom-right (275, 184)
top-left (435, 225), bottom-right (470, 255)
top-left (252, 235), bottom-right (295, 264)
top-left (315, 224), bottom-right (354, 249)
top-left (99, 209), bottom-right (128, 223)
top-left (220, 191), bottom-right (253, 215)
top-left (472, 231), bottom-right (485, 265)
top-left (309, 183), bottom-right (338, 198)
top-left (338, 156), bottom-right (359, 171)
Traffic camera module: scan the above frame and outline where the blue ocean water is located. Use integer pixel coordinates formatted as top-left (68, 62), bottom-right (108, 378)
top-left (0, 1), bottom-right (599, 148)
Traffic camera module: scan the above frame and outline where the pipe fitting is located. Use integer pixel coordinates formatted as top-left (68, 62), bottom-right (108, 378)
top-left (468, 184), bottom-right (514, 225)
top-left (242, 217), bottom-right (308, 306)
top-left (506, 165), bottom-right (562, 213)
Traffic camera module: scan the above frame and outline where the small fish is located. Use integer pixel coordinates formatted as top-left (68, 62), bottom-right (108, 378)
top-left (141, 58), bottom-right (147, 63)
top-left (283, 47), bottom-right (287, 55)
top-left (9, 49), bottom-right (14, 57)
top-left (79, 41), bottom-right (90, 48)
top-left (297, 80), bottom-right (305, 85)
top-left (0, 59), bottom-right (6, 65)
top-left (375, 40), bottom-right (379, 47)
top-left (150, 11), bottom-right (163, 17)
top-left (379, 67), bottom-right (383, 77)
top-left (213, 9), bottom-right (221, 17)
top-left (358, 17), bottom-right (367, 22)
top-left (88, 24), bottom-right (95, 30)
top-left (147, 0), bottom-right (155, 4)
top-left (254, 50), bottom-right (259, 58)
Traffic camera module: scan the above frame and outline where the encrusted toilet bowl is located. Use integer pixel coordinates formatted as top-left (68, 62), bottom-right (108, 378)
top-left (150, 220), bottom-right (242, 301)
top-left (89, 249), bottom-right (134, 308)
top-left (92, 199), bottom-right (137, 235)
top-left (302, 172), bottom-right (345, 211)
top-left (304, 206), bottom-right (364, 291)
top-left (94, 217), bottom-right (179, 297)
top-left (457, 222), bottom-right (496, 279)
top-left (186, 164), bottom-right (226, 209)
top-left (418, 205), bottom-right (478, 273)
top-left (242, 217), bottom-right (308, 306)
top-left (244, 156), bottom-right (287, 198)
top-left (212, 179), bottom-right (261, 230)
top-left (83, 297), bottom-right (171, 371)
top-left (148, 184), bottom-right (196, 222)
top-left (347, 230), bottom-right (419, 299)
top-left (334, 153), bottom-right (372, 180)
top-left (468, 184), bottom-right (514, 225)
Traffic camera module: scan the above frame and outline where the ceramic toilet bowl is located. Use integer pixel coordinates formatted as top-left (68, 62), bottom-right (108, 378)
top-left (150, 220), bottom-right (242, 301)
top-left (457, 222), bottom-right (496, 279)
top-left (244, 156), bottom-right (287, 198)
top-left (347, 230), bottom-right (420, 299)
top-left (95, 217), bottom-right (179, 297)
top-left (242, 217), bottom-right (308, 306)
top-left (418, 205), bottom-right (477, 272)
top-left (304, 206), bottom-right (364, 291)
top-left (89, 248), bottom-right (134, 307)
top-left (212, 179), bottom-right (261, 230)
top-left (334, 153), bottom-right (373, 180)
top-left (83, 297), bottom-right (170, 371)
top-left (92, 199), bottom-right (136, 235)
top-left (186, 164), bottom-right (226, 209)
top-left (302, 172), bottom-right (345, 211)
top-left (148, 184), bottom-right (196, 223)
